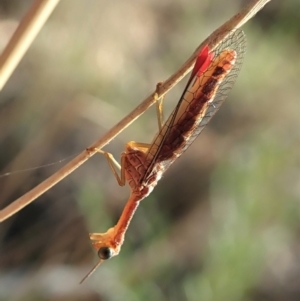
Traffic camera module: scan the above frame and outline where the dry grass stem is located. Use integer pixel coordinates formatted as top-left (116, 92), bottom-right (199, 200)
top-left (0, 0), bottom-right (60, 90)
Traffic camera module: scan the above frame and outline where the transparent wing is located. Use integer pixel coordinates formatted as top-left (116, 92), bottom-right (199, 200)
top-left (142, 29), bottom-right (246, 184)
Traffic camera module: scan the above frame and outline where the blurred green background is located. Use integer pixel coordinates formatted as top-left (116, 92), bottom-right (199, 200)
top-left (0, 0), bottom-right (299, 300)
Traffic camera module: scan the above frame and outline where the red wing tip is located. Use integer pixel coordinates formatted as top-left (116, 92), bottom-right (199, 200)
top-left (190, 45), bottom-right (213, 80)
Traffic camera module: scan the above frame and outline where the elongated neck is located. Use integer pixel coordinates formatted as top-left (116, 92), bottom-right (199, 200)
top-left (113, 193), bottom-right (141, 246)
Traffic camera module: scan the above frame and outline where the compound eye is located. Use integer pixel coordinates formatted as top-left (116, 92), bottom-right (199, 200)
top-left (98, 247), bottom-right (113, 260)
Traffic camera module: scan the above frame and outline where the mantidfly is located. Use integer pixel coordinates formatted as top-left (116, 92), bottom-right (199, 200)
top-left (81, 29), bottom-right (246, 283)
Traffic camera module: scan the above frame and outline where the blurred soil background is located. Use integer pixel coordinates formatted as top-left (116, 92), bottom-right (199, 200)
top-left (0, 0), bottom-right (299, 300)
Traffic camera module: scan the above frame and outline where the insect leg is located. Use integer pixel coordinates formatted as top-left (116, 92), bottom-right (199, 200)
top-left (154, 82), bottom-right (165, 131)
top-left (93, 148), bottom-right (126, 186)
top-left (126, 141), bottom-right (152, 152)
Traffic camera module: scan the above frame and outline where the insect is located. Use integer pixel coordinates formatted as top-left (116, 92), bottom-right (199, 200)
top-left (81, 29), bottom-right (246, 283)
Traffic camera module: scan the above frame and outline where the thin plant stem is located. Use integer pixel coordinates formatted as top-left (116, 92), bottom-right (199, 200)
top-left (0, 0), bottom-right (60, 90)
top-left (0, 0), bottom-right (272, 222)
